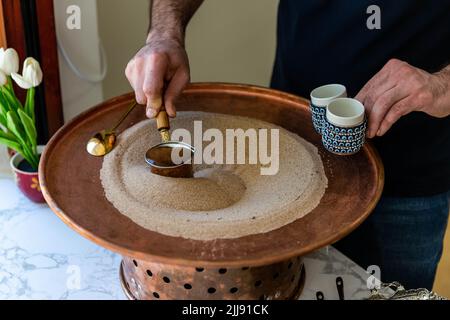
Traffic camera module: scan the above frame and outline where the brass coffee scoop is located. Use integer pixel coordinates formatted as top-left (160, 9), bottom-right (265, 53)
top-left (86, 97), bottom-right (194, 177)
top-left (86, 100), bottom-right (169, 157)
top-left (86, 101), bottom-right (138, 157)
top-left (145, 106), bottom-right (195, 178)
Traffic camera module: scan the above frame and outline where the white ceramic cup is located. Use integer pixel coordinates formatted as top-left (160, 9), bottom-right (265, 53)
top-left (326, 98), bottom-right (365, 127)
top-left (310, 84), bottom-right (347, 107)
top-left (322, 98), bottom-right (367, 155)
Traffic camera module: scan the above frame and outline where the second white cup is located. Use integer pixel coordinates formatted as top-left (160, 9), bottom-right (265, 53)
top-left (322, 98), bottom-right (367, 155)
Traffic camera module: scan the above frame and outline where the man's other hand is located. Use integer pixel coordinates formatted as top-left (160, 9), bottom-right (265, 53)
top-left (356, 59), bottom-right (450, 138)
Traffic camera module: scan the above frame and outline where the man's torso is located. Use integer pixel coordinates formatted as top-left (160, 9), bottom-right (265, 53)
top-left (271, 0), bottom-right (450, 196)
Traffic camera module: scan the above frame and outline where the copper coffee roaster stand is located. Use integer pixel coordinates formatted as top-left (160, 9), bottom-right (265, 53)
top-left (39, 83), bottom-right (384, 300)
top-left (119, 256), bottom-right (306, 300)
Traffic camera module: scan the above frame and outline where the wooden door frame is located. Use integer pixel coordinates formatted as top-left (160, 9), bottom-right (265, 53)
top-left (0, 1), bottom-right (7, 48)
top-left (1, 0), bottom-right (64, 143)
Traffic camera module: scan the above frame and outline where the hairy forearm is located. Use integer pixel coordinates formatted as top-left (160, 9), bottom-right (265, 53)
top-left (434, 64), bottom-right (450, 113)
top-left (148, 0), bottom-right (204, 44)
top-left (436, 64), bottom-right (450, 83)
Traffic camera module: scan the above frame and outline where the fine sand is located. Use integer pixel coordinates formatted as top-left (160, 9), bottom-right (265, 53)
top-left (100, 112), bottom-right (328, 240)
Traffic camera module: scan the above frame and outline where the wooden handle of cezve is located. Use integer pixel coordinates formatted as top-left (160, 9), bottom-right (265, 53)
top-left (156, 107), bottom-right (170, 131)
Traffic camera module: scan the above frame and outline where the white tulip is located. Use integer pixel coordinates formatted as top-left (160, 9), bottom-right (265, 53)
top-left (11, 57), bottom-right (43, 89)
top-left (0, 71), bottom-right (6, 86)
top-left (0, 47), bottom-right (20, 76)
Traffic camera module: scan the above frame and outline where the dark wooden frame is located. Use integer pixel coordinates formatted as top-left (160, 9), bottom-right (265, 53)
top-left (2, 0), bottom-right (64, 143)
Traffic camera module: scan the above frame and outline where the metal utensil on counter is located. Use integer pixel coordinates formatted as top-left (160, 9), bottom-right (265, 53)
top-left (86, 101), bottom-right (138, 157)
top-left (368, 282), bottom-right (446, 300)
top-left (145, 106), bottom-right (195, 178)
top-left (336, 277), bottom-right (345, 300)
top-left (316, 291), bottom-right (325, 300)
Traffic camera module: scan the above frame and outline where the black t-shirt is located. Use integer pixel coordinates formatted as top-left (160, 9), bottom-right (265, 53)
top-left (271, 0), bottom-right (450, 197)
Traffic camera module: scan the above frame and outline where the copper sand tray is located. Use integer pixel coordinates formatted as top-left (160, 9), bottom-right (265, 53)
top-left (39, 83), bottom-right (383, 300)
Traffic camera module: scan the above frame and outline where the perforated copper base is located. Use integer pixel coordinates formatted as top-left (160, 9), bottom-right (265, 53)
top-left (119, 256), bottom-right (305, 300)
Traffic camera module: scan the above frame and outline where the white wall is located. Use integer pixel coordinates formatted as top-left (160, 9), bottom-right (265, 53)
top-left (53, 0), bottom-right (104, 122)
top-left (96, 0), bottom-right (149, 100)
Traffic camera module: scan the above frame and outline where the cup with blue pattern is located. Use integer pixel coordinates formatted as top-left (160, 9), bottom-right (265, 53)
top-left (310, 84), bottom-right (347, 134)
top-left (322, 98), bottom-right (367, 156)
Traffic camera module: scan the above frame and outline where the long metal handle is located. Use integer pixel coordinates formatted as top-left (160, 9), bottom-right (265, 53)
top-left (111, 101), bottom-right (138, 132)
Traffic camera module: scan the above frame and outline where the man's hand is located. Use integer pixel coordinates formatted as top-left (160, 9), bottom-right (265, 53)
top-left (126, 34), bottom-right (190, 118)
top-left (356, 59), bottom-right (450, 138)
top-left (125, 0), bottom-right (203, 118)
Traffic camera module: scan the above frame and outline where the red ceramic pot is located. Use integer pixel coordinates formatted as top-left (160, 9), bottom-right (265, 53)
top-left (7, 147), bottom-right (16, 159)
top-left (10, 146), bottom-right (46, 204)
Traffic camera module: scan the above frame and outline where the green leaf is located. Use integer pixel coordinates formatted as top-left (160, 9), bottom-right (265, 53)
top-left (3, 112), bottom-right (39, 170)
top-left (6, 111), bottom-right (28, 148)
top-left (0, 129), bottom-right (17, 141)
top-left (0, 135), bottom-right (23, 154)
top-left (0, 128), bottom-right (16, 141)
top-left (18, 109), bottom-right (37, 150)
top-left (21, 147), bottom-right (38, 170)
top-left (6, 76), bottom-right (14, 92)
top-left (1, 85), bottom-right (23, 111)
top-left (0, 88), bottom-right (21, 123)
top-left (0, 112), bottom-right (7, 128)
top-left (0, 89), bottom-right (12, 115)
top-left (25, 87), bottom-right (35, 122)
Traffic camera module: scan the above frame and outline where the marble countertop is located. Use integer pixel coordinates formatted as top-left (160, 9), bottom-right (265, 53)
top-left (0, 177), bottom-right (372, 300)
